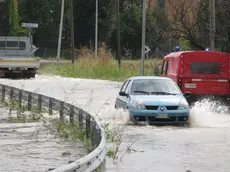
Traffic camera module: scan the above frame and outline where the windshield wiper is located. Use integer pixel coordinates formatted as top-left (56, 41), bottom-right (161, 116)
top-left (133, 91), bottom-right (150, 95)
top-left (151, 92), bottom-right (178, 95)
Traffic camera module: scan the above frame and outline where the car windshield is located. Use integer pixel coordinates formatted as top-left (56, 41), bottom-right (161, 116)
top-left (131, 78), bottom-right (181, 95)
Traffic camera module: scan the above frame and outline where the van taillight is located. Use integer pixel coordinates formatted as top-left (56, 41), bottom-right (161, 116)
top-left (178, 78), bottom-right (182, 89)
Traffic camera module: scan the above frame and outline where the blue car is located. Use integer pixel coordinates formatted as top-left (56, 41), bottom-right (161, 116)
top-left (115, 76), bottom-right (191, 125)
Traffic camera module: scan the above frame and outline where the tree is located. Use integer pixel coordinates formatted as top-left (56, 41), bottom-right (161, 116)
top-left (71, 0), bottom-right (116, 49)
top-left (9, 0), bottom-right (20, 35)
top-left (214, 0), bottom-right (230, 52)
top-left (0, 0), bottom-right (9, 35)
top-left (108, 3), bottom-right (162, 58)
top-left (168, 0), bottom-right (230, 52)
top-left (167, 0), bottom-right (206, 50)
top-left (19, 0), bottom-right (62, 48)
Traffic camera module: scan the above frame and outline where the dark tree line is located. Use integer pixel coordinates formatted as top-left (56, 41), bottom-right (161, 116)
top-left (0, 0), bottom-right (230, 58)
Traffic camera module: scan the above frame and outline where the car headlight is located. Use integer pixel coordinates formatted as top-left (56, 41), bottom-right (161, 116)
top-left (130, 100), bottom-right (146, 109)
top-left (178, 99), bottom-right (189, 110)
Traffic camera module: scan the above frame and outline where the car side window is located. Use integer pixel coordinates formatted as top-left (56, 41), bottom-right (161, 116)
top-left (120, 80), bottom-right (129, 93)
top-left (124, 80), bottom-right (131, 94)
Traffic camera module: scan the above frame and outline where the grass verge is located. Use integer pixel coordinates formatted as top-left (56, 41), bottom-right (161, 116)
top-left (52, 119), bottom-right (92, 153)
top-left (38, 47), bottom-right (162, 81)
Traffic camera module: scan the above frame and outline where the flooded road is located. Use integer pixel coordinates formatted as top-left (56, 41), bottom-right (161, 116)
top-left (0, 108), bottom-right (87, 172)
top-left (104, 100), bottom-right (230, 172)
top-left (1, 75), bottom-right (230, 172)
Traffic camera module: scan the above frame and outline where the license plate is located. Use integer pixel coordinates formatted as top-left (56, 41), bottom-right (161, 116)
top-left (184, 83), bottom-right (197, 88)
top-left (156, 114), bottom-right (168, 119)
top-left (9, 67), bottom-right (27, 71)
top-left (12, 71), bottom-right (23, 73)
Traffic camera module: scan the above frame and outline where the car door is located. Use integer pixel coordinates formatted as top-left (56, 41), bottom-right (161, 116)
top-left (115, 79), bottom-right (131, 109)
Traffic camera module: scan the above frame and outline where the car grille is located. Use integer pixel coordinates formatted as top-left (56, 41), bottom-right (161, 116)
top-left (166, 106), bottom-right (178, 110)
top-left (133, 116), bottom-right (188, 122)
top-left (148, 116), bottom-right (177, 122)
top-left (145, 106), bottom-right (178, 110)
top-left (145, 106), bottom-right (158, 110)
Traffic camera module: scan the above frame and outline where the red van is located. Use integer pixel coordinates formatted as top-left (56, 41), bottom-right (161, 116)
top-left (160, 51), bottom-right (230, 104)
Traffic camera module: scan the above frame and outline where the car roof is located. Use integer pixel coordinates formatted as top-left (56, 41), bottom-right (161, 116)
top-left (127, 76), bottom-right (171, 81)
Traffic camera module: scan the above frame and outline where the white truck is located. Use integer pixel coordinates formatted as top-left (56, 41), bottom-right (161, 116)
top-left (0, 36), bottom-right (40, 78)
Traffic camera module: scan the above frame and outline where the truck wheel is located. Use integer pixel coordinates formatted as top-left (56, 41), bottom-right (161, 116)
top-left (31, 74), bottom-right (35, 78)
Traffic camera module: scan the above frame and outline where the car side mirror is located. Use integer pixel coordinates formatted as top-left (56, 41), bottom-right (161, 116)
top-left (183, 92), bottom-right (192, 98)
top-left (119, 91), bottom-right (128, 97)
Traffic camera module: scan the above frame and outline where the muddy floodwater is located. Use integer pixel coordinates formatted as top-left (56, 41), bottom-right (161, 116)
top-left (0, 108), bottom-right (86, 172)
top-left (104, 100), bottom-right (230, 172)
top-left (1, 75), bottom-right (230, 172)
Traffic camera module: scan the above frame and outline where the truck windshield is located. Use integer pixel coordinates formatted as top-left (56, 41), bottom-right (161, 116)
top-left (190, 62), bottom-right (221, 74)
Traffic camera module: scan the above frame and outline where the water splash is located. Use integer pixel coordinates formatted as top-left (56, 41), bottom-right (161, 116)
top-left (97, 108), bottom-right (131, 126)
top-left (189, 98), bottom-right (230, 128)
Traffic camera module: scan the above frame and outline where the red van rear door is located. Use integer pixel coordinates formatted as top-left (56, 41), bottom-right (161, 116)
top-left (181, 52), bottom-right (229, 95)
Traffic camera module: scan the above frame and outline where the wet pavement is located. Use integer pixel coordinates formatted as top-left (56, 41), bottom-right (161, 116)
top-left (1, 75), bottom-right (230, 172)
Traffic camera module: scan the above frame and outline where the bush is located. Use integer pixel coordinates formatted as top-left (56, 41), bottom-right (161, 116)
top-left (39, 47), bottom-right (162, 81)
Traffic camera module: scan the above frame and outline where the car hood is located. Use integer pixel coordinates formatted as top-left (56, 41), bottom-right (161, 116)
top-left (129, 95), bottom-right (184, 106)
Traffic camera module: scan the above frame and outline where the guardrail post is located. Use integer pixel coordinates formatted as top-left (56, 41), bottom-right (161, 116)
top-left (18, 90), bottom-right (22, 110)
top-left (69, 105), bottom-right (74, 125)
top-left (47, 168), bottom-right (55, 171)
top-left (86, 115), bottom-right (91, 138)
top-left (28, 92), bottom-right (32, 111)
top-left (95, 127), bottom-right (101, 147)
top-left (49, 98), bottom-right (53, 115)
top-left (79, 110), bottom-right (83, 129)
top-left (59, 101), bottom-right (64, 122)
top-left (68, 160), bottom-right (74, 164)
top-left (10, 87), bottom-right (13, 100)
top-left (1, 85), bottom-right (5, 102)
top-left (38, 94), bottom-right (42, 111)
top-left (91, 121), bottom-right (96, 150)
top-left (9, 87), bottom-right (13, 114)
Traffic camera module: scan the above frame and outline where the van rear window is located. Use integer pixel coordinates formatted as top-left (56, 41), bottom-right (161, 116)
top-left (190, 62), bottom-right (221, 74)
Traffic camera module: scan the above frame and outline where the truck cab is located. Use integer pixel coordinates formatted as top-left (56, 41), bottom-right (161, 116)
top-left (0, 36), bottom-right (40, 78)
top-left (160, 51), bottom-right (230, 105)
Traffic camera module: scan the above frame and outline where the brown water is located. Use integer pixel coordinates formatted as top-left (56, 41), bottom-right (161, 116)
top-left (105, 100), bottom-right (230, 172)
top-left (0, 108), bottom-right (87, 172)
top-left (1, 75), bottom-right (230, 172)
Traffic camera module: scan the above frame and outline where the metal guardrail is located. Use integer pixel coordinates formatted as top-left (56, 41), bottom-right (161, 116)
top-left (0, 84), bottom-right (106, 172)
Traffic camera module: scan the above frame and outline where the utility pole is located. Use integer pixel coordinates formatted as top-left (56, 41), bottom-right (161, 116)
top-left (95, 0), bottom-right (98, 57)
top-left (209, 0), bottom-right (215, 51)
top-left (57, 0), bottom-right (65, 64)
top-left (140, 0), bottom-right (146, 76)
top-left (70, 0), bottom-right (75, 63)
top-left (28, 27), bottom-right (32, 57)
top-left (116, 0), bottom-right (121, 69)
